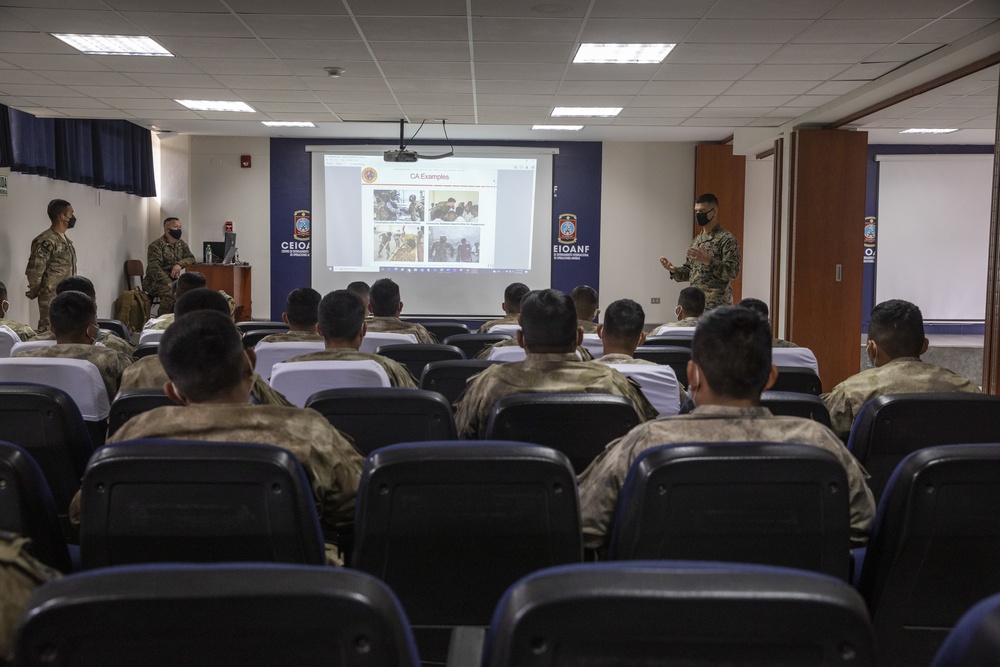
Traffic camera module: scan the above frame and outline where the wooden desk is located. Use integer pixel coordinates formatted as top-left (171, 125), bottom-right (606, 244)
top-left (191, 263), bottom-right (252, 322)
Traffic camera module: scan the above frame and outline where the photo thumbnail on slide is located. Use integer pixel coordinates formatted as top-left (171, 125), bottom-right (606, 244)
top-left (373, 189), bottom-right (426, 222)
top-left (429, 191), bottom-right (480, 222)
top-left (428, 226), bottom-right (481, 263)
top-left (373, 224), bottom-right (423, 262)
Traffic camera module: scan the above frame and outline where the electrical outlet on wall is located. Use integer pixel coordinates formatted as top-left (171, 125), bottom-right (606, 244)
top-left (651, 298), bottom-right (660, 304)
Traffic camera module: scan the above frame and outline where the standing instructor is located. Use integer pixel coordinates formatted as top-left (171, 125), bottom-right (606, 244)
top-left (659, 193), bottom-right (740, 311)
top-left (144, 216), bottom-right (196, 314)
top-left (25, 199), bottom-right (77, 332)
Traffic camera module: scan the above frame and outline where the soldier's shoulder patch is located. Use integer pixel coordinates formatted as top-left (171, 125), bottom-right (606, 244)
top-left (36, 240), bottom-right (53, 256)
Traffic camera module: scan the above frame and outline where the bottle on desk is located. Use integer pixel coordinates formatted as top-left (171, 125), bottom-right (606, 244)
top-left (205, 244), bottom-right (213, 264)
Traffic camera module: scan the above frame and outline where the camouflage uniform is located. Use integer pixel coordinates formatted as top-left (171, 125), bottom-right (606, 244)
top-left (0, 533), bottom-right (61, 665)
top-left (102, 404), bottom-right (362, 539)
top-left (144, 292), bottom-right (236, 330)
top-left (283, 348), bottom-right (417, 388)
top-left (578, 319), bottom-right (598, 334)
top-left (669, 225), bottom-right (740, 310)
top-left (477, 314), bottom-right (518, 333)
top-left (453, 352), bottom-right (658, 439)
top-left (649, 317), bottom-right (699, 335)
top-left (822, 357), bottom-right (980, 441)
top-left (0, 319), bottom-right (36, 342)
top-left (12, 343), bottom-right (131, 400)
top-left (577, 405), bottom-right (876, 550)
top-left (33, 329), bottom-right (134, 357)
top-left (119, 356), bottom-right (293, 407)
top-left (593, 354), bottom-right (658, 366)
top-left (255, 330), bottom-right (322, 345)
top-left (143, 235), bottom-right (196, 314)
top-left (24, 228), bottom-right (77, 332)
top-left (474, 338), bottom-right (595, 361)
top-left (366, 316), bottom-right (438, 344)
top-left (773, 338), bottom-right (798, 348)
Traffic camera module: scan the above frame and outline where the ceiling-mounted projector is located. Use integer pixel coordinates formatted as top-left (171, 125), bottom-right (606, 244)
top-left (384, 149), bottom-right (418, 162)
top-left (384, 119), bottom-right (454, 162)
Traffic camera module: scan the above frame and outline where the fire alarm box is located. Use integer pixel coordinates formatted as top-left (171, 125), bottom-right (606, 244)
top-left (225, 221), bottom-right (234, 233)
top-left (240, 155), bottom-right (251, 168)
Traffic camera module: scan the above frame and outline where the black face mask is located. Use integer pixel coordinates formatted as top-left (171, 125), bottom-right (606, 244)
top-left (168, 229), bottom-right (182, 240)
top-left (67, 215), bottom-right (77, 229)
top-left (695, 211), bottom-right (712, 227)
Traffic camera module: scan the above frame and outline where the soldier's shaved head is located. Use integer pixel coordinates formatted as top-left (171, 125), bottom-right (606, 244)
top-left (160, 310), bottom-right (246, 403)
top-left (519, 289), bottom-right (577, 352)
top-left (48, 290), bottom-right (96, 339)
top-left (692, 306), bottom-right (772, 401)
top-left (868, 299), bottom-right (925, 360)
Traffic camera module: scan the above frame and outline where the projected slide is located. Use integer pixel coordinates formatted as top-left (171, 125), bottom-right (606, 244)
top-left (320, 154), bottom-right (535, 274)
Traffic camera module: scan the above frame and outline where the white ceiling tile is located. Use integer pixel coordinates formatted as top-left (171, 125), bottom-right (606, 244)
top-left (187, 58), bottom-right (292, 76)
top-left (474, 63), bottom-right (565, 80)
top-left (400, 105), bottom-right (474, 116)
top-left (288, 62), bottom-right (381, 79)
top-left (765, 43), bottom-right (885, 64)
top-left (22, 96), bottom-right (110, 108)
top-left (934, 77), bottom-right (997, 96)
top-left (793, 19), bottom-right (929, 43)
top-left (694, 106), bottom-right (776, 117)
top-left (0, 53), bottom-right (109, 71)
top-left (0, 69), bottom-right (56, 85)
top-left (0, 9), bottom-right (39, 31)
top-left (937, 95), bottom-right (998, 109)
top-left (54, 109), bottom-right (134, 119)
top-left (559, 81), bottom-right (646, 95)
top-left (476, 93), bottom-right (552, 106)
top-left (727, 80), bottom-right (821, 94)
top-left (631, 95), bottom-right (715, 107)
top-left (619, 107), bottom-right (696, 118)
top-left (106, 0), bottom-right (230, 12)
top-left (653, 64), bottom-right (755, 80)
top-left (357, 17), bottom-right (468, 40)
top-left (313, 92), bottom-right (397, 105)
top-left (398, 92), bottom-right (473, 105)
top-left (0, 59), bottom-right (18, 69)
top-left (225, 0), bottom-right (348, 13)
top-left (473, 42), bottom-right (574, 63)
top-left (106, 97), bottom-right (185, 109)
top-left (370, 42), bottom-right (470, 62)
top-left (234, 89), bottom-right (320, 102)
top-left (552, 94), bottom-right (634, 106)
top-left (472, 105), bottom-right (551, 116)
top-left (563, 63), bottom-right (661, 81)
top-left (89, 55), bottom-right (201, 73)
top-left (783, 94), bottom-right (841, 106)
top-left (955, 117), bottom-right (998, 129)
top-left (0, 83), bottom-right (76, 96)
top-left (826, 0), bottom-right (995, 20)
top-left (612, 117), bottom-right (686, 125)
top-left (750, 116), bottom-right (794, 126)
top-left (122, 12), bottom-right (252, 38)
top-left (123, 72), bottom-right (223, 87)
top-left (864, 43), bottom-right (942, 62)
top-left (641, 80), bottom-right (731, 95)
top-left (902, 19), bottom-right (997, 43)
top-left (808, 80), bottom-right (866, 95)
top-left (351, 0), bottom-right (466, 16)
top-left (300, 77), bottom-right (389, 92)
top-left (264, 40), bottom-right (371, 61)
top-left (387, 78), bottom-right (472, 93)
top-left (581, 19), bottom-right (699, 42)
top-left (744, 64), bottom-right (850, 80)
top-left (682, 117), bottom-right (751, 126)
top-left (0, 32), bottom-right (77, 54)
top-left (380, 61), bottom-right (470, 78)
top-left (146, 87), bottom-right (241, 99)
top-left (668, 43), bottom-right (782, 65)
top-left (911, 106), bottom-right (996, 119)
top-left (135, 110), bottom-right (202, 119)
top-left (707, 0), bottom-right (840, 20)
top-left (16, 107), bottom-right (67, 117)
top-left (4, 8), bottom-right (137, 33)
top-left (252, 101), bottom-right (328, 113)
top-left (590, 0), bottom-right (714, 19)
top-left (240, 15), bottom-right (358, 40)
top-left (211, 75), bottom-right (307, 90)
top-left (0, 97), bottom-right (31, 108)
top-left (475, 80), bottom-right (559, 94)
top-left (192, 110), bottom-right (263, 120)
top-left (833, 62), bottom-right (904, 80)
top-left (686, 19), bottom-right (814, 43)
top-left (155, 37), bottom-right (273, 59)
top-left (708, 94), bottom-right (795, 106)
top-left (67, 85), bottom-right (163, 98)
top-left (470, 0), bottom-right (591, 18)
top-left (948, 3), bottom-right (1000, 18)
top-left (40, 70), bottom-right (141, 86)
top-left (471, 18), bottom-right (581, 42)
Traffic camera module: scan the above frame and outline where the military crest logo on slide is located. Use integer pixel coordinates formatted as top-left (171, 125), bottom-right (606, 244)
top-left (361, 167), bottom-right (378, 184)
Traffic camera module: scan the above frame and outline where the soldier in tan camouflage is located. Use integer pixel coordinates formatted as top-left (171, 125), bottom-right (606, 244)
top-left (25, 199), bottom-right (77, 332)
top-left (822, 299), bottom-right (980, 441)
top-left (143, 217), bottom-right (196, 314)
top-left (737, 297), bottom-right (798, 348)
top-left (13, 291), bottom-right (132, 400)
top-left (0, 532), bottom-right (61, 665)
top-left (281, 289), bottom-right (417, 389)
top-left (30, 276), bottom-right (135, 357)
top-left (454, 289), bottom-right (657, 439)
top-left (578, 306), bottom-right (875, 552)
top-left (659, 193), bottom-right (740, 311)
top-left (648, 286), bottom-right (705, 335)
top-left (477, 282), bottom-right (529, 333)
top-left (593, 298), bottom-right (657, 366)
top-left (254, 287), bottom-right (323, 345)
top-left (571, 285), bottom-right (600, 333)
top-left (0, 281), bottom-right (37, 342)
top-left (365, 278), bottom-right (438, 343)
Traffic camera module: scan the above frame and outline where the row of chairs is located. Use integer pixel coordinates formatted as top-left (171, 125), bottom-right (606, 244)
top-left (6, 437), bottom-right (1000, 665)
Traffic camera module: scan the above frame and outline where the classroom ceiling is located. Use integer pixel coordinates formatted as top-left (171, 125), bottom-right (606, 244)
top-left (0, 0), bottom-right (996, 148)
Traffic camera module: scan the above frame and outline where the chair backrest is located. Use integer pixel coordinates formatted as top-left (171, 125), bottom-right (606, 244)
top-left (771, 365), bottom-right (823, 395)
top-left (359, 331), bottom-right (418, 354)
top-left (0, 383), bottom-right (94, 520)
top-left (305, 388), bottom-right (457, 456)
top-left (17, 563), bottom-right (420, 667)
top-left (847, 393), bottom-right (1000, 502)
top-left (79, 440), bottom-right (326, 569)
top-left (419, 359), bottom-right (503, 406)
top-left (760, 390), bottom-right (832, 427)
top-left (10, 339), bottom-right (57, 355)
top-left (580, 333), bottom-right (604, 358)
top-left (96, 319), bottom-right (131, 341)
top-left (374, 343), bottom-right (465, 380)
top-left (442, 333), bottom-right (512, 358)
top-left (0, 441), bottom-right (72, 572)
top-left (857, 444), bottom-right (1000, 666)
top-left (108, 388), bottom-right (172, 437)
top-left (137, 328), bottom-right (166, 346)
top-left (631, 345), bottom-right (691, 387)
top-left (123, 259), bottom-right (143, 290)
top-left (269, 359), bottom-right (390, 407)
top-left (0, 325), bottom-right (20, 358)
top-left (353, 441), bottom-right (581, 630)
top-left (0, 357), bottom-right (110, 421)
top-left (483, 561), bottom-right (873, 667)
top-left (773, 346), bottom-right (820, 375)
top-left (132, 342), bottom-right (159, 359)
top-left (241, 328), bottom-right (285, 348)
top-left (931, 591), bottom-right (1000, 667)
top-left (415, 321), bottom-right (469, 340)
top-left (644, 329), bottom-right (695, 348)
top-left (234, 320), bottom-right (289, 333)
top-left (608, 363), bottom-right (681, 417)
top-left (484, 392), bottom-right (641, 473)
top-left (486, 344), bottom-right (526, 362)
top-left (609, 443), bottom-right (851, 579)
top-left (252, 341), bottom-right (325, 380)
top-left (487, 323), bottom-right (521, 336)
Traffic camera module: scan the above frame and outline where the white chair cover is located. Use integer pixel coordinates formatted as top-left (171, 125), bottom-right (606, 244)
top-left (138, 329), bottom-right (166, 346)
top-left (359, 332), bottom-right (418, 354)
top-left (488, 324), bottom-right (521, 336)
top-left (253, 341), bottom-right (325, 380)
top-left (487, 346), bottom-right (586, 362)
top-left (646, 326), bottom-right (697, 340)
top-left (269, 360), bottom-right (391, 408)
top-left (772, 347), bottom-right (820, 376)
top-left (581, 333), bottom-right (604, 359)
top-left (0, 326), bottom-right (19, 358)
top-left (0, 357), bottom-right (111, 420)
top-left (10, 339), bottom-right (57, 355)
top-left (609, 363), bottom-right (682, 417)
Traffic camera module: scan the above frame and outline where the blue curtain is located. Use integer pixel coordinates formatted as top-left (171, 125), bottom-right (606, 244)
top-left (0, 104), bottom-right (156, 197)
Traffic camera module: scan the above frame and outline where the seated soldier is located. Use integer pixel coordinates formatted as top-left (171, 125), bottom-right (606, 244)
top-left (364, 278), bottom-right (437, 343)
top-left (454, 288), bottom-right (657, 439)
top-left (577, 306), bottom-right (875, 551)
top-left (282, 290), bottom-right (417, 388)
top-left (822, 299), bottom-right (980, 440)
top-left (255, 287), bottom-right (323, 344)
top-left (120, 288), bottom-right (292, 406)
top-left (0, 531), bottom-right (61, 665)
top-left (594, 298), bottom-right (656, 365)
top-left (0, 280), bottom-right (37, 341)
top-left (12, 290), bottom-right (132, 400)
top-left (571, 284), bottom-right (600, 333)
top-left (736, 297), bottom-right (797, 348)
top-left (32, 275), bottom-right (134, 356)
top-left (143, 272), bottom-right (207, 330)
top-left (477, 282), bottom-right (529, 333)
top-left (75, 310), bottom-right (362, 563)
top-left (649, 286), bottom-right (705, 335)
top-left (346, 281), bottom-right (372, 319)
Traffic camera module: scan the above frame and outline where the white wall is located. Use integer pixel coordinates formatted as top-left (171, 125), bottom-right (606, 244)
top-left (0, 170), bottom-right (151, 327)
top-left (743, 156), bottom-right (775, 304)
top-left (188, 136), bottom-right (270, 318)
top-left (600, 142), bottom-right (697, 325)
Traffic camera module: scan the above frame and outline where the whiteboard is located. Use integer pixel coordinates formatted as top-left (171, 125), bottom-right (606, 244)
top-left (874, 154), bottom-right (992, 321)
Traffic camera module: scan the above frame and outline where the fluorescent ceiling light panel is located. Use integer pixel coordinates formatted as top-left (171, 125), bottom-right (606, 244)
top-left (899, 128), bottom-right (958, 134)
top-left (262, 121), bottom-right (316, 127)
top-left (574, 43), bottom-right (674, 64)
top-left (531, 124), bottom-right (584, 131)
top-left (551, 107), bottom-right (622, 117)
top-left (52, 34), bottom-right (172, 56)
top-left (176, 100), bottom-right (255, 112)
